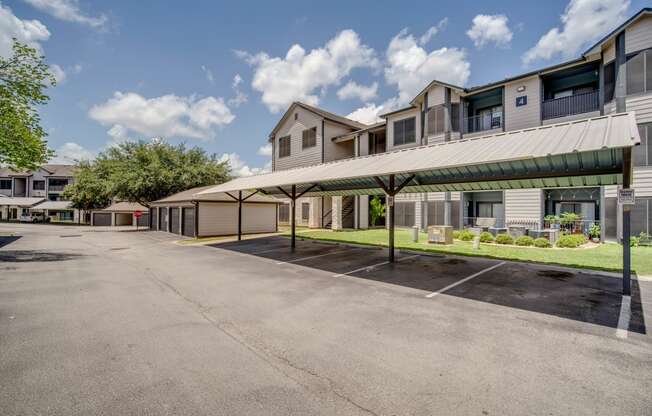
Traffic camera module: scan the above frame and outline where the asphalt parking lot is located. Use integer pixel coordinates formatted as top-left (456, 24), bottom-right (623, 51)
top-left (1, 223), bottom-right (651, 415)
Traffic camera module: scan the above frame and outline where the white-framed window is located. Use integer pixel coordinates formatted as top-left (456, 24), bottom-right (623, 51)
top-left (393, 117), bottom-right (416, 146)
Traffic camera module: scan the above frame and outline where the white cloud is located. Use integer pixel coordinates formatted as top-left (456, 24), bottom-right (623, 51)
top-left (238, 29), bottom-right (379, 113)
top-left (50, 64), bottom-right (66, 84)
top-left (106, 124), bottom-right (129, 148)
top-left (218, 153), bottom-right (271, 177)
top-left (466, 14), bottom-right (513, 48)
top-left (22, 0), bottom-right (107, 28)
top-left (0, 3), bottom-right (50, 57)
top-left (257, 143), bottom-right (272, 156)
top-left (385, 29), bottom-right (470, 104)
top-left (50, 142), bottom-right (95, 163)
top-left (346, 103), bottom-right (385, 125)
top-left (201, 65), bottom-right (214, 84)
top-left (522, 0), bottom-right (630, 65)
top-left (337, 81), bottom-right (378, 102)
top-left (228, 73), bottom-right (247, 107)
top-left (419, 17), bottom-right (448, 45)
top-left (89, 92), bottom-right (235, 141)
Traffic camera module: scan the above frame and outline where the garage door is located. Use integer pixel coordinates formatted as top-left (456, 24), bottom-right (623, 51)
top-left (150, 208), bottom-right (157, 230)
top-left (93, 212), bottom-right (111, 226)
top-left (170, 207), bottom-right (180, 234)
top-left (182, 207), bottom-right (195, 237)
top-left (159, 207), bottom-right (168, 231)
top-left (137, 213), bottom-right (149, 227)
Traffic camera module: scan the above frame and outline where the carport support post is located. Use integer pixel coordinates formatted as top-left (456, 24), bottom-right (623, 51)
top-left (237, 190), bottom-right (242, 241)
top-left (291, 185), bottom-right (296, 250)
top-left (388, 175), bottom-right (395, 263)
top-left (623, 148), bottom-right (632, 296)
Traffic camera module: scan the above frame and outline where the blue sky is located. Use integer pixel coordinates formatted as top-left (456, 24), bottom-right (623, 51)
top-left (1, 0), bottom-right (647, 175)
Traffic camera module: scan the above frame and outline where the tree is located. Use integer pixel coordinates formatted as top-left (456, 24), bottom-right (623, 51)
top-left (0, 39), bottom-right (55, 170)
top-left (61, 161), bottom-right (112, 212)
top-left (369, 195), bottom-right (385, 227)
top-left (94, 139), bottom-right (231, 207)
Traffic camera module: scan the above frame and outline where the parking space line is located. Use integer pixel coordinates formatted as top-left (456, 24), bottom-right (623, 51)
top-left (249, 246), bottom-right (290, 255)
top-left (332, 254), bottom-right (419, 278)
top-left (425, 261), bottom-right (506, 298)
top-left (616, 295), bottom-right (631, 339)
top-left (275, 250), bottom-right (348, 265)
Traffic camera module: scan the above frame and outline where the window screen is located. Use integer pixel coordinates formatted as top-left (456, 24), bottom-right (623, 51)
top-left (394, 202), bottom-right (415, 227)
top-left (278, 136), bottom-right (291, 158)
top-left (604, 61), bottom-right (615, 102)
top-left (627, 50), bottom-right (646, 95)
top-left (302, 127), bottom-right (316, 149)
top-left (33, 180), bottom-right (45, 190)
top-left (278, 204), bottom-right (290, 222)
top-left (393, 117), bottom-right (416, 146)
top-left (0, 180), bottom-right (11, 190)
top-left (635, 123), bottom-right (651, 167)
top-left (427, 105), bottom-right (445, 136)
top-left (301, 202), bottom-right (310, 221)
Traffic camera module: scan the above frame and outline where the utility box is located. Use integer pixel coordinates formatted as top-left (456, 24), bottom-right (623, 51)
top-left (508, 225), bottom-right (527, 239)
top-left (428, 225), bottom-right (453, 245)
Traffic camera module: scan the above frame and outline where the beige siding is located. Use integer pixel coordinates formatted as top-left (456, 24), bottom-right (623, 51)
top-left (605, 168), bottom-right (652, 198)
top-left (626, 93), bottom-right (652, 123)
top-left (386, 108), bottom-right (421, 151)
top-left (358, 132), bottom-right (370, 156)
top-left (504, 76), bottom-right (541, 131)
top-left (626, 15), bottom-right (652, 54)
top-left (30, 169), bottom-right (48, 198)
top-left (603, 39), bottom-right (615, 63)
top-left (427, 85), bottom-right (445, 107)
top-left (504, 189), bottom-right (543, 224)
top-left (427, 133), bottom-right (447, 144)
top-left (426, 192), bottom-right (460, 201)
top-left (274, 106), bottom-right (323, 171)
top-left (198, 202), bottom-right (276, 236)
top-left (324, 121), bottom-right (355, 162)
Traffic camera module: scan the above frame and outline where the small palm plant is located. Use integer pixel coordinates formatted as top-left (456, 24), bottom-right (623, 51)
top-left (369, 196), bottom-right (386, 227)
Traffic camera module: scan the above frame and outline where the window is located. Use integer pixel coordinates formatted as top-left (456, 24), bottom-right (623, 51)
top-left (33, 180), bottom-right (45, 190)
top-left (604, 61), bottom-right (615, 102)
top-left (427, 105), bottom-right (444, 136)
top-left (0, 179), bottom-right (11, 190)
top-left (302, 127), bottom-right (317, 149)
top-left (393, 117), bottom-right (416, 146)
top-left (626, 49), bottom-right (652, 95)
top-left (635, 123), bottom-right (652, 167)
top-left (278, 135), bottom-right (291, 158)
top-left (450, 103), bottom-right (460, 132)
top-left (278, 204), bottom-right (290, 222)
top-left (394, 202), bottom-right (415, 227)
top-left (301, 202), bottom-right (310, 222)
top-left (294, 113), bottom-right (298, 121)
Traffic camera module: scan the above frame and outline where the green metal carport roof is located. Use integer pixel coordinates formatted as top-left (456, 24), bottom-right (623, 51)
top-left (199, 112), bottom-right (639, 197)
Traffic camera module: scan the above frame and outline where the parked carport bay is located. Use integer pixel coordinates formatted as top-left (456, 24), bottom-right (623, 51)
top-left (210, 236), bottom-right (646, 334)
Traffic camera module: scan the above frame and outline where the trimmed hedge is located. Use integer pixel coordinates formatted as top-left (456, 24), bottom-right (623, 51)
top-left (514, 235), bottom-right (534, 246)
top-left (495, 234), bottom-right (514, 245)
top-left (459, 230), bottom-right (475, 241)
top-left (479, 231), bottom-right (494, 243)
top-left (533, 237), bottom-right (552, 248)
top-left (556, 234), bottom-right (588, 248)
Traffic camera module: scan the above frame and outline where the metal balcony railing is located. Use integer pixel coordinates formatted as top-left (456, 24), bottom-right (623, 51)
top-left (462, 114), bottom-right (503, 134)
top-left (463, 216), bottom-right (506, 228)
top-left (541, 90), bottom-right (599, 120)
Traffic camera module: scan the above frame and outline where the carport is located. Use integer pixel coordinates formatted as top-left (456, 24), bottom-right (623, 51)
top-left (199, 113), bottom-right (641, 295)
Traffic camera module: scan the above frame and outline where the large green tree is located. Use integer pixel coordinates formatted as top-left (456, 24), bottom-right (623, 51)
top-left (69, 140), bottom-right (231, 208)
top-left (61, 161), bottom-right (112, 212)
top-left (0, 39), bottom-right (55, 170)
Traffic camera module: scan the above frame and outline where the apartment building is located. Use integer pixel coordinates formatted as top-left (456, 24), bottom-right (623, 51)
top-left (0, 164), bottom-right (78, 222)
top-left (269, 8), bottom-right (652, 241)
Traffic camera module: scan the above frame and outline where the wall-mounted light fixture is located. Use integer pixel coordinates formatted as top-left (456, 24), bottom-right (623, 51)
top-left (516, 85), bottom-right (526, 92)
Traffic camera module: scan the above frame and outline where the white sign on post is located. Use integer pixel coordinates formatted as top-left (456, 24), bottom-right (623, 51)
top-left (618, 188), bottom-right (635, 205)
top-left (387, 196), bottom-right (394, 207)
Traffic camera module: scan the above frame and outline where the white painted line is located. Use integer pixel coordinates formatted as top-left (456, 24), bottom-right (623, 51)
top-left (275, 250), bottom-right (347, 265)
top-left (616, 295), bottom-right (631, 339)
top-left (425, 261), bottom-right (506, 298)
top-left (249, 246), bottom-right (290, 255)
top-left (332, 254), bottom-right (419, 278)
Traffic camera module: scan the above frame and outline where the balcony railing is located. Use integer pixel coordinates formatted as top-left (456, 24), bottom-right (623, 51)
top-left (462, 114), bottom-right (503, 134)
top-left (463, 217), bottom-right (506, 228)
top-left (47, 185), bottom-right (68, 192)
top-left (541, 90), bottom-right (599, 120)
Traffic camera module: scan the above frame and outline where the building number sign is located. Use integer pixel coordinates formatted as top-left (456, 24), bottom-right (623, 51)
top-left (516, 95), bottom-right (527, 107)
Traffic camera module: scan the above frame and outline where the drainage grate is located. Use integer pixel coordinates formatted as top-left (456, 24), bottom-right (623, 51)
top-left (59, 234), bottom-right (82, 238)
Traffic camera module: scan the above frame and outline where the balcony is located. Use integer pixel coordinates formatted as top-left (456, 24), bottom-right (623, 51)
top-left (47, 184), bottom-right (68, 192)
top-left (462, 113), bottom-right (503, 135)
top-left (541, 90), bottom-right (599, 121)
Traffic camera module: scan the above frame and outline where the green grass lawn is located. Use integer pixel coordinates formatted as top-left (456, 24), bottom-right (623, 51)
top-left (288, 228), bottom-right (652, 276)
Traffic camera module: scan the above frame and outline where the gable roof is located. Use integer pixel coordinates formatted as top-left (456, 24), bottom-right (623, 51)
top-left (42, 164), bottom-right (75, 177)
top-left (151, 185), bottom-right (280, 204)
top-left (269, 102), bottom-right (368, 138)
top-left (583, 7), bottom-right (652, 57)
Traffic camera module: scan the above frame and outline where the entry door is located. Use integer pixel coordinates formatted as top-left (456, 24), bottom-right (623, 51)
top-left (182, 207), bottom-right (195, 237)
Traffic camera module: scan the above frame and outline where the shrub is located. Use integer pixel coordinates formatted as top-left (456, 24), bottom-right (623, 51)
top-left (452, 230), bottom-right (461, 239)
top-left (588, 223), bottom-right (601, 239)
top-left (556, 234), bottom-right (587, 248)
top-left (533, 237), bottom-right (551, 248)
top-left (514, 235), bottom-right (534, 246)
top-left (495, 234), bottom-right (514, 245)
top-left (459, 230), bottom-right (475, 241)
top-left (479, 231), bottom-right (494, 243)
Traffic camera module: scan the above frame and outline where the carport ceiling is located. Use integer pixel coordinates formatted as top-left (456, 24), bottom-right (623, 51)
top-left (199, 112), bottom-right (640, 197)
